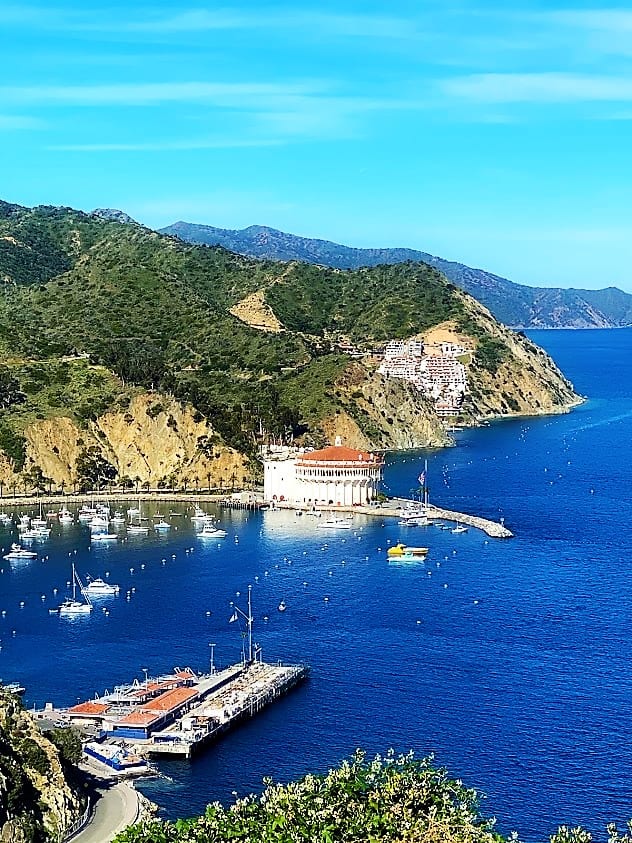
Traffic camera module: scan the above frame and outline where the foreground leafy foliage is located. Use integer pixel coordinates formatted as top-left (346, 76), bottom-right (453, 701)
top-left (115, 751), bottom-right (503, 843)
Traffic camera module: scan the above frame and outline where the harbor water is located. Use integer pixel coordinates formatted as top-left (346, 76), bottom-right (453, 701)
top-left (1, 328), bottom-right (632, 840)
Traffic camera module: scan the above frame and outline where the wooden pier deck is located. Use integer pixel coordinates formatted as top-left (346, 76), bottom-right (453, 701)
top-left (134, 661), bottom-right (308, 758)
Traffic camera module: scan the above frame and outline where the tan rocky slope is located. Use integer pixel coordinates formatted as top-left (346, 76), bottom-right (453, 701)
top-left (453, 291), bottom-right (580, 417)
top-left (0, 690), bottom-right (83, 842)
top-left (0, 394), bottom-right (251, 491)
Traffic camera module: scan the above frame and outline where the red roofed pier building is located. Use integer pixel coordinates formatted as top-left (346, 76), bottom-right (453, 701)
top-left (263, 437), bottom-right (384, 506)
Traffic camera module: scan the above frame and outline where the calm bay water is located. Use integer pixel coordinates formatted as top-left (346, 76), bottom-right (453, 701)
top-left (1, 328), bottom-right (632, 839)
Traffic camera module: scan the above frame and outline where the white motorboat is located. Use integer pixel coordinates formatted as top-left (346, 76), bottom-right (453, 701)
top-left (3, 543), bottom-right (37, 560)
top-left (452, 523), bottom-right (469, 534)
top-left (111, 512), bottom-right (126, 524)
top-left (50, 564), bottom-right (92, 615)
top-left (398, 515), bottom-right (429, 527)
top-left (197, 524), bottom-right (227, 538)
top-left (127, 524), bottom-right (149, 535)
top-left (317, 517), bottom-right (353, 530)
top-left (58, 508), bottom-right (74, 524)
top-left (82, 576), bottom-right (120, 596)
top-left (0, 513), bottom-right (12, 525)
top-left (91, 533), bottom-right (118, 543)
top-left (191, 506), bottom-right (208, 521)
top-left (90, 515), bottom-right (110, 532)
top-left (154, 520), bottom-right (171, 531)
top-left (21, 527), bottom-right (51, 540)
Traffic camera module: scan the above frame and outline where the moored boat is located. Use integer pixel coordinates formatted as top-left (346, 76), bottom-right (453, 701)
top-left (3, 543), bottom-right (37, 560)
top-left (82, 576), bottom-right (120, 596)
top-left (50, 564), bottom-right (93, 615)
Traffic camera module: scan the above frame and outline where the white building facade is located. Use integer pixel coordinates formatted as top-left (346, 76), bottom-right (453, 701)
top-left (263, 439), bottom-right (384, 506)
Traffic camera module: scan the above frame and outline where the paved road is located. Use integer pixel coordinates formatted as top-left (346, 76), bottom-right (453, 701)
top-left (71, 782), bottom-right (140, 843)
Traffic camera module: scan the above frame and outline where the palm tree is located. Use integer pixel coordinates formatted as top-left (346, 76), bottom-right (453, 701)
top-left (206, 471), bottom-right (212, 492)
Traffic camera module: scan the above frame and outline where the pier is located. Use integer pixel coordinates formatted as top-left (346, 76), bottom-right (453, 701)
top-left (37, 660), bottom-right (309, 762)
top-left (274, 499), bottom-right (512, 538)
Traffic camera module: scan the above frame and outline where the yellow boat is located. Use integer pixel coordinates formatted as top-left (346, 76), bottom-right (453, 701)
top-left (387, 543), bottom-right (429, 558)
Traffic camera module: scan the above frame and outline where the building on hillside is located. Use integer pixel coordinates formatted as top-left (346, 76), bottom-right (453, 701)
top-left (263, 437), bottom-right (384, 506)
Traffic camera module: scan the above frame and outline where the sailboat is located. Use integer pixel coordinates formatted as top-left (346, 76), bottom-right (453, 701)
top-left (50, 564), bottom-right (93, 615)
top-left (127, 499), bottom-right (149, 534)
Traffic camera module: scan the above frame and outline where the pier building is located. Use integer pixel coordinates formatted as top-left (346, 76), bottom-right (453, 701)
top-left (263, 437), bottom-right (384, 506)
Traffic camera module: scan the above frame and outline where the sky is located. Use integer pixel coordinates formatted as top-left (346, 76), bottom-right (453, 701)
top-left (4, 1), bottom-right (632, 290)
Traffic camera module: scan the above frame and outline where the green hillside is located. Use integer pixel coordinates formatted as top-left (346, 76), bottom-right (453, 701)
top-left (162, 220), bottom-right (632, 328)
top-left (0, 201), bottom-right (468, 458)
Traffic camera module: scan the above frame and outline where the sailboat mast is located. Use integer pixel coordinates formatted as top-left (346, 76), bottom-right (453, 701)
top-left (424, 459), bottom-right (428, 508)
top-left (71, 564), bottom-right (76, 601)
top-left (247, 584), bottom-right (253, 664)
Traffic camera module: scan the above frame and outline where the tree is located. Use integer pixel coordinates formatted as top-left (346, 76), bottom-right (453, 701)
top-left (75, 447), bottom-right (117, 492)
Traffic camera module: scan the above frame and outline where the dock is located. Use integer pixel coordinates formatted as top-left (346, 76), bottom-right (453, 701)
top-left (139, 661), bottom-right (307, 758)
top-left (274, 499), bottom-right (512, 538)
top-left (37, 660), bottom-right (309, 761)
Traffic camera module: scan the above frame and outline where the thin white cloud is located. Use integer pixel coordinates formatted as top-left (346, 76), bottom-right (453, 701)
top-left (547, 10), bottom-right (632, 32)
top-left (0, 4), bottom-right (419, 39)
top-left (126, 9), bottom-right (417, 39)
top-left (441, 72), bottom-right (632, 104)
top-left (0, 114), bottom-right (43, 130)
top-left (0, 80), bottom-right (326, 107)
top-left (49, 138), bottom-right (284, 152)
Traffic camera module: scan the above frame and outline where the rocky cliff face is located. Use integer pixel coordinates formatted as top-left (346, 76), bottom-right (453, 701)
top-left (3, 394), bottom-right (251, 490)
top-left (453, 293), bottom-right (580, 418)
top-left (0, 690), bottom-right (82, 842)
top-left (323, 361), bottom-right (452, 450)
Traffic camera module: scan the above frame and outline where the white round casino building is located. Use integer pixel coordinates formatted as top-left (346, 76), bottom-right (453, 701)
top-left (263, 438), bottom-right (384, 506)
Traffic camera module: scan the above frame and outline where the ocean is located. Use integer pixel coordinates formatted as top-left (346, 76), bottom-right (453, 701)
top-left (1, 327), bottom-right (631, 840)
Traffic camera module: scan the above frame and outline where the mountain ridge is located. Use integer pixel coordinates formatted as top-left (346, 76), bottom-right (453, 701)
top-left (0, 198), bottom-right (579, 491)
top-left (159, 220), bottom-right (632, 329)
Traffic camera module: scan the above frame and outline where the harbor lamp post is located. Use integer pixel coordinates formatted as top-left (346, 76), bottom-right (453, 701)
top-left (209, 643), bottom-right (216, 675)
top-left (142, 667), bottom-right (148, 690)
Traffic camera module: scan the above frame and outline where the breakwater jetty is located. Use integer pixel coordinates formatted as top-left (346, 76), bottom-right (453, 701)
top-left (423, 504), bottom-right (512, 538)
top-left (275, 499), bottom-right (512, 538)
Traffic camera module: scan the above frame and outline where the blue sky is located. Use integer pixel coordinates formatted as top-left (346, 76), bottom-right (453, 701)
top-left (4, 2), bottom-right (632, 290)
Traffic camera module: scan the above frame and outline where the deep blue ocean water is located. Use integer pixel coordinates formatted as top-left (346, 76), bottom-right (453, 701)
top-left (1, 328), bottom-right (631, 840)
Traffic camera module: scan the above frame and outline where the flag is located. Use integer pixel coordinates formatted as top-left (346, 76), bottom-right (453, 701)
top-left (418, 471), bottom-right (426, 485)
top-left (229, 611), bottom-right (239, 623)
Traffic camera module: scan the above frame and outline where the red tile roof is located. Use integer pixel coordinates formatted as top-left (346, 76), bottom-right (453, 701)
top-left (116, 710), bottom-right (161, 727)
top-left (143, 687), bottom-right (198, 712)
top-left (298, 446), bottom-right (382, 464)
top-left (68, 701), bottom-right (110, 716)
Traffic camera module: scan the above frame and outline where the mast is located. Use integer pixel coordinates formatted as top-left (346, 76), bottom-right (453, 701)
top-left (423, 459), bottom-right (428, 509)
top-left (247, 584), bottom-right (253, 664)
